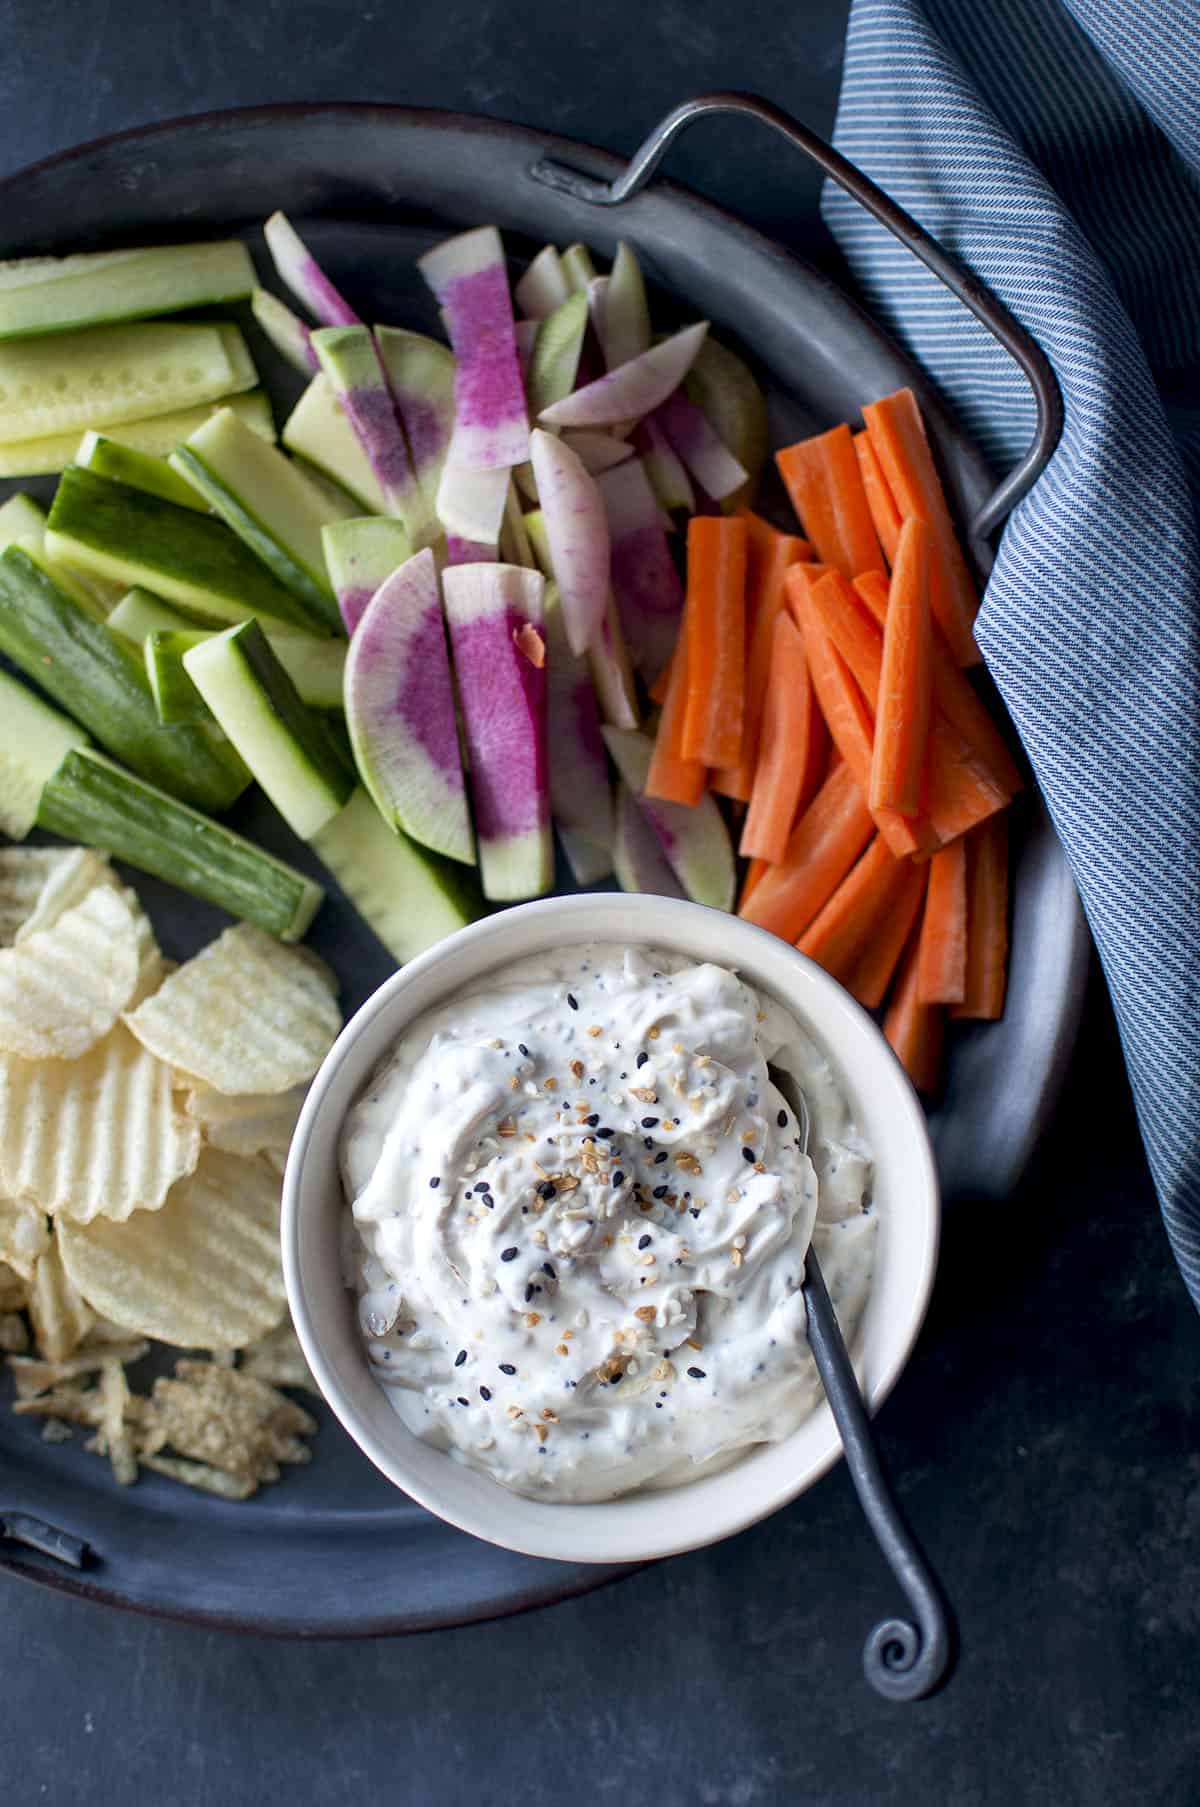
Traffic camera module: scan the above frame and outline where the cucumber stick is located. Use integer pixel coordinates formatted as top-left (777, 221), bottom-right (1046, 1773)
top-left (106, 588), bottom-right (212, 639)
top-left (184, 619), bottom-right (354, 839)
top-left (0, 322), bottom-right (256, 447)
top-left (0, 240), bottom-right (255, 340)
top-left (107, 589), bottom-right (347, 711)
top-left (45, 465), bottom-right (330, 634)
top-left (311, 786), bottom-right (483, 966)
top-left (0, 389), bottom-right (276, 481)
top-left (0, 546), bottom-right (250, 813)
top-left (0, 491), bottom-right (46, 549)
top-left (145, 632), bottom-right (210, 725)
top-left (37, 748), bottom-right (323, 941)
top-left (170, 408), bottom-right (344, 630)
top-left (0, 667), bottom-right (90, 839)
top-left (282, 373), bottom-right (389, 515)
top-left (78, 430), bottom-right (210, 512)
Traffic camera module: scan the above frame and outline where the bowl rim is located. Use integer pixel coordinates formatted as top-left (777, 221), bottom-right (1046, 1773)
top-left (282, 892), bottom-right (941, 1565)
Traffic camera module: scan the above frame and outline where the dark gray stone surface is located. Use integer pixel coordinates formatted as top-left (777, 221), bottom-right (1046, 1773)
top-left (1, 3), bottom-right (1198, 1802)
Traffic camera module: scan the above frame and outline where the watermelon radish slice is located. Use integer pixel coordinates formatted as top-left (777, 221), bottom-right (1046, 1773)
top-left (634, 414), bottom-right (695, 515)
top-left (654, 389), bottom-right (748, 501)
top-left (418, 227), bottom-right (529, 471)
top-left (560, 244), bottom-right (598, 294)
top-left (514, 320), bottom-right (539, 378)
top-left (561, 431), bottom-right (635, 476)
top-left (613, 782), bottom-right (685, 899)
top-left (597, 458), bottom-right (684, 687)
top-left (499, 484), bottom-right (536, 569)
top-left (528, 429), bottom-right (609, 657)
top-left (264, 212), bottom-right (360, 327)
top-left (543, 582), bottom-right (613, 882)
top-left (515, 245), bottom-right (570, 322)
top-left (588, 597), bottom-right (639, 731)
top-left (586, 276), bottom-right (610, 356)
top-left (321, 517), bottom-right (412, 635)
top-left (344, 547), bottom-right (473, 865)
top-left (442, 562), bottom-right (552, 901)
top-left (436, 461), bottom-right (509, 547)
top-left (684, 334), bottom-right (770, 513)
top-left (603, 244), bottom-right (652, 369)
top-left (374, 327), bottom-right (455, 520)
top-left (539, 322), bottom-right (708, 430)
top-left (251, 288), bottom-right (319, 375)
top-left (602, 727), bottom-right (735, 910)
top-left (311, 327), bottom-right (435, 551)
top-left (526, 292), bottom-right (589, 419)
top-left (445, 535), bottom-right (497, 565)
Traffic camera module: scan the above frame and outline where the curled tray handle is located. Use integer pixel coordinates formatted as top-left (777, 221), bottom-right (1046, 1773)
top-left (530, 91), bottom-right (1063, 551)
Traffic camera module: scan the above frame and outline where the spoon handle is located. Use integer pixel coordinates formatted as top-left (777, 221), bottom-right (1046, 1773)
top-left (802, 1250), bottom-right (954, 1701)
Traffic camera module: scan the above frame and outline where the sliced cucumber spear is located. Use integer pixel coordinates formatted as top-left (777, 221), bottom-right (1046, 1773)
top-left (170, 407), bottom-right (345, 631)
top-left (108, 588), bottom-right (347, 712)
top-left (0, 666), bottom-right (90, 839)
top-left (78, 430), bottom-right (209, 512)
top-left (250, 287), bottom-right (319, 375)
top-left (0, 491), bottom-right (47, 550)
top-left (0, 240), bottom-right (255, 340)
top-left (0, 389), bottom-right (276, 482)
top-left (184, 619), bottom-right (354, 840)
top-left (145, 632), bottom-right (210, 725)
top-left (37, 748), bottom-right (323, 941)
top-left (46, 465), bottom-right (330, 634)
top-left (282, 373), bottom-right (389, 515)
top-left (0, 546), bottom-right (250, 814)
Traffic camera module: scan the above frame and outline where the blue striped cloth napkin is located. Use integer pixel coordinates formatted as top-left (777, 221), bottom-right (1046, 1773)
top-left (823, 0), bottom-right (1200, 1309)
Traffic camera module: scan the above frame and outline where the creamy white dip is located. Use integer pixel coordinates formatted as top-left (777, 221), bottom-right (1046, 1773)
top-left (341, 945), bottom-right (875, 1502)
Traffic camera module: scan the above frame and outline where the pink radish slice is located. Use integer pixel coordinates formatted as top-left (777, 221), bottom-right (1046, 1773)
top-left (597, 458), bottom-right (684, 687)
top-left (653, 389), bottom-right (749, 501)
top-left (442, 562), bottom-right (552, 901)
top-left (528, 429), bottom-right (610, 658)
top-left (539, 321), bottom-right (708, 429)
top-left (632, 415), bottom-right (695, 514)
top-left (264, 212), bottom-right (360, 327)
top-left (374, 327), bottom-right (456, 520)
top-left (587, 596), bottom-right (639, 730)
top-left (499, 484), bottom-right (536, 569)
top-left (344, 548), bottom-right (474, 866)
top-left (436, 461), bottom-right (509, 546)
top-left (311, 327), bottom-right (435, 551)
top-left (544, 582), bottom-right (614, 877)
top-left (561, 431), bottom-right (635, 475)
top-left (602, 727), bottom-right (735, 911)
top-left (445, 534), bottom-right (497, 565)
top-left (322, 517), bottom-right (412, 635)
top-left (514, 320), bottom-right (540, 377)
top-left (515, 246), bottom-right (570, 321)
top-left (418, 226), bottom-right (529, 471)
top-left (559, 828), bottom-right (613, 887)
top-left (603, 244), bottom-right (652, 369)
top-left (251, 288), bottom-right (319, 375)
top-left (586, 276), bottom-right (610, 360)
top-left (612, 783), bottom-right (684, 898)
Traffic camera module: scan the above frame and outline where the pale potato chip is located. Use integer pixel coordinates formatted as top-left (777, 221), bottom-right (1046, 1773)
top-left (0, 1311), bottom-right (28, 1353)
top-left (56, 1147), bottom-right (287, 1349)
top-left (185, 1084), bottom-right (306, 1160)
top-left (7, 1339), bottom-right (149, 1399)
top-left (0, 1199), bottom-right (49, 1281)
top-left (27, 1240), bottom-right (94, 1363)
top-left (12, 1379), bottom-right (98, 1424)
top-left (86, 1359), bottom-right (139, 1486)
top-left (123, 924), bottom-right (341, 1096)
top-left (139, 1359), bottom-right (315, 1484)
top-left (15, 848), bottom-right (116, 942)
top-left (140, 1452), bottom-right (256, 1499)
top-left (0, 1023), bottom-right (202, 1222)
top-left (0, 885), bottom-right (141, 1060)
top-left (0, 847), bottom-right (110, 947)
top-left (0, 1259), bottom-right (26, 1311)
top-left (240, 1320), bottom-right (318, 1396)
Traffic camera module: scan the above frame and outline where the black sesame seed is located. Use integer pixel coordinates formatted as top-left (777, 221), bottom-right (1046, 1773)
top-left (777, 1109), bottom-right (788, 1128)
top-left (609, 1370), bottom-right (624, 1386)
top-left (597, 1127), bottom-right (615, 1139)
top-left (690, 1207), bottom-right (701, 1219)
top-left (652, 1185), bottom-right (669, 1200)
top-left (479, 1385), bottom-right (492, 1401)
top-left (524, 1283), bottom-right (535, 1303)
top-left (542, 1262), bottom-right (556, 1279)
top-left (636, 1051), bottom-right (649, 1069)
top-left (518, 1043), bottom-right (530, 1058)
top-left (566, 993), bottom-right (579, 1010)
top-left (429, 1175), bottom-right (440, 1189)
top-left (454, 1349), bottom-right (467, 1367)
top-left (687, 1366), bottom-right (707, 1380)
top-left (538, 1180), bottom-right (556, 1200)
top-left (457, 1396), bottom-right (469, 1407)
top-left (742, 1146), bottom-right (756, 1164)
top-left (638, 1234), bottom-right (651, 1250)
top-left (612, 1170), bottom-right (625, 1186)
top-left (499, 1363), bottom-right (517, 1376)
top-left (640, 1116), bottom-right (659, 1129)
top-left (585, 1113), bottom-right (600, 1127)
top-left (643, 1137), bottom-right (654, 1151)
top-left (655, 1151), bottom-right (669, 1165)
top-left (501, 1247), bottom-right (518, 1262)
top-left (483, 1197), bottom-right (494, 1209)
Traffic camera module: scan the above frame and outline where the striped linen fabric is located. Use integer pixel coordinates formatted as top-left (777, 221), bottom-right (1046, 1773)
top-left (823, 0), bottom-right (1200, 1309)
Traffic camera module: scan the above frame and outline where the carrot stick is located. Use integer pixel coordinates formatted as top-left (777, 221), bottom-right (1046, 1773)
top-left (870, 516), bottom-right (932, 816)
top-left (648, 646), bottom-right (674, 707)
top-left (845, 856), bottom-right (928, 1010)
top-left (884, 917), bottom-right (945, 1093)
top-left (854, 570), bottom-right (1023, 796)
top-left (645, 615), bottom-right (705, 806)
top-left (804, 567), bottom-right (885, 701)
top-left (776, 423), bottom-right (887, 580)
top-left (951, 814), bottom-right (1010, 1019)
top-left (740, 612), bottom-right (821, 863)
top-left (680, 515), bottom-right (748, 767)
top-left (853, 430), bottom-right (902, 565)
top-left (738, 760), bottom-right (873, 943)
top-left (712, 514), bottom-right (812, 800)
top-left (739, 856), bottom-right (770, 909)
top-left (915, 836), bottom-right (968, 1003)
top-left (796, 835), bottom-right (904, 983)
top-left (862, 388), bottom-right (980, 667)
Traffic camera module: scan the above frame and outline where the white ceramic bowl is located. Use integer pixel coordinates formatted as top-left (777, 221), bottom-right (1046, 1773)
top-left (282, 893), bottom-right (939, 1565)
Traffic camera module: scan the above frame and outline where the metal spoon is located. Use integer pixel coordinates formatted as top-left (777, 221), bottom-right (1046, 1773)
top-left (769, 1064), bottom-right (954, 1701)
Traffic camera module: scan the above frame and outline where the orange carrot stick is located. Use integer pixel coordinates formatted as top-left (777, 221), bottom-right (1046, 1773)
top-left (884, 917), bottom-right (945, 1093)
top-left (853, 569), bottom-right (1022, 796)
top-left (739, 856), bottom-right (770, 910)
top-left (870, 516), bottom-right (932, 816)
top-left (862, 388), bottom-right (980, 667)
top-left (712, 514), bottom-right (811, 800)
top-left (916, 836), bottom-right (968, 1003)
top-left (854, 429), bottom-right (902, 565)
top-left (951, 814), bottom-right (1010, 1019)
top-left (776, 423), bottom-right (887, 580)
top-left (738, 760), bottom-right (873, 943)
top-left (796, 835), bottom-right (903, 983)
top-left (648, 646), bottom-right (674, 707)
top-left (740, 612), bottom-right (821, 863)
top-left (845, 857), bottom-right (928, 1010)
top-left (680, 515), bottom-right (748, 768)
top-left (645, 616), bottom-right (705, 806)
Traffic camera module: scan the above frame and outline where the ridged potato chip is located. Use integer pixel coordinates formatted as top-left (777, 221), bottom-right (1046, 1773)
top-left (56, 1147), bottom-right (288, 1349)
top-left (0, 884), bottom-right (141, 1060)
top-left (123, 924), bottom-right (341, 1096)
top-left (0, 1259), bottom-right (27, 1310)
top-left (7, 1338), bottom-right (149, 1400)
top-left (0, 1312), bottom-right (28, 1353)
top-left (15, 848), bottom-right (116, 942)
top-left (239, 1319), bottom-right (318, 1395)
top-left (27, 1239), bottom-right (94, 1363)
top-left (0, 1196), bottom-right (50, 1280)
top-left (139, 1359), bottom-right (315, 1485)
top-left (0, 1023), bottom-right (202, 1222)
top-left (0, 847), bottom-right (110, 947)
top-left (140, 1453), bottom-right (256, 1499)
top-left (185, 1084), bottom-right (306, 1159)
